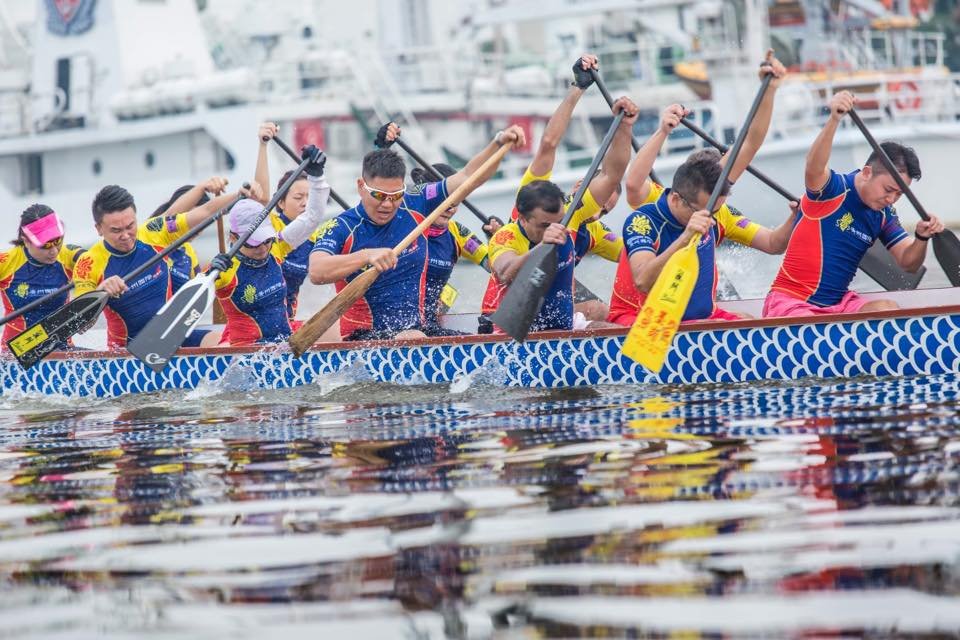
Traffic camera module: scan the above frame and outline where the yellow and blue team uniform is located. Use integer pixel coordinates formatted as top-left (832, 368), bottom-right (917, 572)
top-left (269, 210), bottom-right (319, 319)
top-left (0, 244), bottom-right (83, 344)
top-left (484, 223), bottom-right (576, 332)
top-left (425, 220), bottom-right (488, 325)
top-left (214, 234), bottom-right (307, 346)
top-left (73, 214), bottom-right (202, 349)
top-left (312, 179), bottom-right (451, 340)
top-left (608, 183), bottom-right (760, 324)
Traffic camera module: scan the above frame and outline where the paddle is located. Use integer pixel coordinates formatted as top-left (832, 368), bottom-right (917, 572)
top-left (622, 75), bottom-right (774, 372)
top-left (271, 136), bottom-right (351, 210)
top-left (680, 116), bottom-right (924, 291)
top-left (489, 112), bottom-right (625, 341)
top-left (587, 69), bottom-right (661, 186)
top-left (0, 281), bottom-right (73, 328)
top-left (127, 158), bottom-right (316, 372)
top-left (288, 142), bottom-right (515, 356)
top-left (212, 215), bottom-right (228, 324)
top-left (383, 133), bottom-right (604, 308)
top-left (6, 187), bottom-right (247, 370)
top-left (848, 109), bottom-right (960, 286)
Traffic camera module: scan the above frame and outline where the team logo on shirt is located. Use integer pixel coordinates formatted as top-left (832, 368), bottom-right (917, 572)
top-left (15, 283), bottom-right (28, 298)
top-left (74, 255), bottom-right (93, 280)
top-left (837, 212), bottom-right (854, 232)
top-left (316, 218), bottom-right (338, 238)
top-left (629, 216), bottom-right (652, 236)
top-left (242, 284), bottom-right (257, 304)
top-left (492, 229), bottom-right (515, 245)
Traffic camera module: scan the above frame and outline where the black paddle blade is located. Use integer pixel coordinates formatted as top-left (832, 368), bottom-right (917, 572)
top-left (5, 291), bottom-right (108, 370)
top-left (859, 241), bottom-right (925, 291)
top-left (932, 231), bottom-right (960, 287)
top-left (128, 273), bottom-right (216, 373)
top-left (488, 243), bottom-right (559, 342)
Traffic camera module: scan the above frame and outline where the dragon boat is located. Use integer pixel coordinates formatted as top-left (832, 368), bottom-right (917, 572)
top-left (3, 288), bottom-right (960, 399)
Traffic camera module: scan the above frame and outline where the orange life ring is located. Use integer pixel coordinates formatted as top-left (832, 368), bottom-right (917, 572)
top-left (888, 81), bottom-right (922, 111)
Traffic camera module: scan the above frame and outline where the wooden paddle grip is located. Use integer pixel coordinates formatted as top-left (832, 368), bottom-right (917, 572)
top-left (288, 268), bottom-right (379, 356)
top-left (390, 142), bottom-right (513, 258)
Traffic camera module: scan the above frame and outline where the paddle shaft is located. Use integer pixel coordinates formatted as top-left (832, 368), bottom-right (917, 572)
top-left (389, 137), bottom-right (502, 226)
top-left (213, 215), bottom-right (228, 324)
top-left (0, 281), bottom-right (73, 327)
top-left (562, 111), bottom-right (625, 227)
top-left (588, 69), bottom-right (661, 186)
top-left (680, 117), bottom-right (795, 201)
top-left (121, 189), bottom-right (247, 286)
top-left (270, 136), bottom-right (350, 210)
top-left (847, 110), bottom-right (930, 221)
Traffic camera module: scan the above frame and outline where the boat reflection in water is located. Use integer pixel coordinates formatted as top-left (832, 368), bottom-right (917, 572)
top-left (0, 373), bottom-right (958, 637)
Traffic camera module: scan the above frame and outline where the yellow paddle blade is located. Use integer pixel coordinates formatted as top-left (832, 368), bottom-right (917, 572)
top-left (622, 234), bottom-right (701, 372)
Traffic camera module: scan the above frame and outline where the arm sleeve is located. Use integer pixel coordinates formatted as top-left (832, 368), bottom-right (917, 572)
top-left (623, 211), bottom-right (659, 257)
top-left (717, 204), bottom-right (761, 247)
top-left (452, 221), bottom-right (488, 266)
top-left (879, 208), bottom-right (909, 248)
top-left (586, 221), bottom-right (623, 261)
top-left (487, 225), bottom-right (526, 268)
top-left (627, 181), bottom-right (665, 211)
top-left (566, 188), bottom-right (603, 230)
top-left (278, 175), bottom-right (331, 250)
top-left (71, 251), bottom-right (103, 297)
top-left (805, 169), bottom-right (845, 201)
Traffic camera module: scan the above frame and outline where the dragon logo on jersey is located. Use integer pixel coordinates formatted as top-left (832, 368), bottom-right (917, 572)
top-left (492, 229), bottom-right (515, 246)
top-left (629, 216), bottom-right (652, 236)
top-left (242, 284), bottom-right (257, 304)
top-left (73, 255), bottom-right (93, 280)
top-left (837, 212), bottom-right (854, 232)
top-left (14, 283), bottom-right (29, 299)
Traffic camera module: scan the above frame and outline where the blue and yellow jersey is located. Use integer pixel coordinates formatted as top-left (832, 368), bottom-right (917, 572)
top-left (425, 220), bottom-right (488, 324)
top-left (509, 167), bottom-right (603, 231)
top-left (312, 180), bottom-right (450, 338)
top-left (575, 219), bottom-right (622, 264)
top-left (771, 169), bottom-right (908, 306)
top-left (269, 209), bottom-right (320, 319)
top-left (609, 185), bottom-right (760, 322)
top-left (73, 213), bottom-right (190, 348)
top-left (0, 244), bottom-right (82, 343)
top-left (214, 250), bottom-right (295, 347)
top-left (149, 238), bottom-right (198, 294)
top-left (482, 222), bottom-right (576, 332)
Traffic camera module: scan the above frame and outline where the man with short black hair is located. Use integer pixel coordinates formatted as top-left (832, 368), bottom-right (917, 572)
top-left (309, 124), bottom-right (525, 341)
top-left (763, 90), bottom-right (943, 317)
top-left (73, 181), bottom-right (255, 348)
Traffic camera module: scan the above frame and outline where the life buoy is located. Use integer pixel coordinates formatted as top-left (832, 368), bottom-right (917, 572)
top-left (888, 81), bottom-right (922, 111)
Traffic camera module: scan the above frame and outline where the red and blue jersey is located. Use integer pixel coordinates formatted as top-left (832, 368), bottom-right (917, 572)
top-left (0, 244), bottom-right (82, 343)
top-left (215, 254), bottom-right (290, 345)
top-left (611, 186), bottom-right (760, 322)
top-left (425, 220), bottom-right (488, 324)
top-left (312, 180), bottom-right (450, 338)
top-left (770, 169), bottom-right (908, 306)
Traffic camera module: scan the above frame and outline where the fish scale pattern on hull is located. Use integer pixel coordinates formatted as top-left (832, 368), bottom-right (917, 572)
top-left (2, 313), bottom-right (960, 398)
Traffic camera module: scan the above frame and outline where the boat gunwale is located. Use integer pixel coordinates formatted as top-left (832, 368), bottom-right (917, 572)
top-left (9, 299), bottom-right (960, 363)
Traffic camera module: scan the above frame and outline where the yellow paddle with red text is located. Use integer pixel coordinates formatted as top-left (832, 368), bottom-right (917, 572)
top-left (622, 73), bottom-right (774, 372)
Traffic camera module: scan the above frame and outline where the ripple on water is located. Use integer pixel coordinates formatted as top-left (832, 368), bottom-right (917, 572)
top-left (0, 372), bottom-right (958, 637)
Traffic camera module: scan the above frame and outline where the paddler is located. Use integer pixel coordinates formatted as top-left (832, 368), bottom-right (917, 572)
top-left (307, 124), bottom-right (526, 341)
top-left (763, 90), bottom-right (943, 317)
top-left (608, 52), bottom-right (796, 326)
top-left (72, 182), bottom-right (256, 349)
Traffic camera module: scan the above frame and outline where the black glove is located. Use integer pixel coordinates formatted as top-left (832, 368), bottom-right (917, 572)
top-left (571, 58), bottom-right (594, 89)
top-left (208, 253), bottom-right (232, 273)
top-left (374, 122), bottom-right (395, 149)
top-left (301, 145), bottom-right (326, 177)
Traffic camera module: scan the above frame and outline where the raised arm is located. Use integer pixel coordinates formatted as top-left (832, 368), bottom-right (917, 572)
top-left (278, 150), bottom-right (330, 249)
top-left (254, 122), bottom-right (277, 205)
top-left (441, 125), bottom-right (526, 195)
top-left (721, 49), bottom-right (787, 184)
top-left (579, 96), bottom-right (639, 212)
top-left (183, 183), bottom-right (261, 230)
top-left (625, 104), bottom-right (688, 207)
top-left (164, 177), bottom-right (228, 216)
top-left (805, 91), bottom-right (855, 192)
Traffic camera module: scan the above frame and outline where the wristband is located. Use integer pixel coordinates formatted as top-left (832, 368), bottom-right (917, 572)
top-left (494, 131), bottom-right (505, 146)
top-left (915, 230), bottom-right (931, 241)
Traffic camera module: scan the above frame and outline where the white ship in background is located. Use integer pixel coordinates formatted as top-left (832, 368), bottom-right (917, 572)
top-left (0, 0), bottom-right (958, 257)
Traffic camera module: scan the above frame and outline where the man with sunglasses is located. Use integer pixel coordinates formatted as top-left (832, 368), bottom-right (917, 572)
top-left (608, 51), bottom-right (796, 326)
top-left (72, 181), bottom-right (256, 349)
top-left (309, 124), bottom-right (526, 341)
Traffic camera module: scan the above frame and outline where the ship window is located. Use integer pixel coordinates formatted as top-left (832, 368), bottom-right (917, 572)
top-left (92, 159), bottom-right (102, 176)
top-left (145, 152), bottom-right (155, 168)
top-left (20, 154), bottom-right (43, 195)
